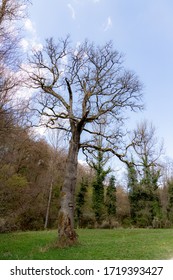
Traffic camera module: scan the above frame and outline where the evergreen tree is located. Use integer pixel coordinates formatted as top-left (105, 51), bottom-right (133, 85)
top-left (167, 179), bottom-right (173, 223)
top-left (76, 178), bottom-right (88, 227)
top-left (127, 162), bottom-right (140, 224)
top-left (140, 164), bottom-right (161, 226)
top-left (128, 161), bottom-right (161, 227)
top-left (92, 151), bottom-right (110, 225)
top-left (127, 121), bottom-right (163, 227)
top-left (105, 175), bottom-right (116, 225)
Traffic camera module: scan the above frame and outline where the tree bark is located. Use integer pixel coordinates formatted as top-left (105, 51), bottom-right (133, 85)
top-left (58, 130), bottom-right (80, 246)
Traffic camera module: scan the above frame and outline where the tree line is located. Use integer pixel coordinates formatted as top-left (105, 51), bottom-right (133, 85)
top-left (1, 1), bottom-right (173, 246)
top-left (1, 118), bottom-right (173, 233)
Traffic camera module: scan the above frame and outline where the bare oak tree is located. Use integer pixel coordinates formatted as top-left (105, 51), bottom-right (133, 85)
top-left (26, 37), bottom-right (143, 245)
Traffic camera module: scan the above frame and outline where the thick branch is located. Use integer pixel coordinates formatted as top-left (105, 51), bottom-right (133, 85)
top-left (81, 143), bottom-right (132, 168)
top-left (42, 86), bottom-right (70, 111)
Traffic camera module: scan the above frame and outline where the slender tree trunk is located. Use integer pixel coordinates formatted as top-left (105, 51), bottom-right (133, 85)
top-left (44, 178), bottom-right (53, 230)
top-left (58, 130), bottom-right (80, 246)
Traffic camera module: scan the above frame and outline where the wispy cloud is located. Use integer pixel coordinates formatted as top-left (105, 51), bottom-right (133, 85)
top-left (67, 3), bottom-right (76, 20)
top-left (103, 16), bottom-right (112, 31)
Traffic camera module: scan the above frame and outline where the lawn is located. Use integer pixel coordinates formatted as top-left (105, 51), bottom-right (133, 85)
top-left (1, 228), bottom-right (173, 260)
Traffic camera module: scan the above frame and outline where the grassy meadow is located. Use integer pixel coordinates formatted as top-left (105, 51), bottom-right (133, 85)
top-left (1, 228), bottom-right (173, 260)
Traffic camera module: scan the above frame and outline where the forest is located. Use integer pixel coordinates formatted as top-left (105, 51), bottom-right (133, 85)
top-left (1, 0), bottom-right (173, 245)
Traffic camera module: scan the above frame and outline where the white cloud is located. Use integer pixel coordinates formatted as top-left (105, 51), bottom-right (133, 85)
top-left (20, 18), bottom-right (43, 52)
top-left (74, 41), bottom-right (81, 56)
top-left (20, 37), bottom-right (43, 53)
top-left (24, 19), bottom-right (36, 34)
top-left (20, 38), bottom-right (29, 51)
top-left (103, 16), bottom-right (112, 31)
top-left (78, 159), bottom-right (88, 166)
top-left (14, 63), bottom-right (36, 100)
top-left (31, 42), bottom-right (43, 52)
top-left (67, 3), bottom-right (76, 20)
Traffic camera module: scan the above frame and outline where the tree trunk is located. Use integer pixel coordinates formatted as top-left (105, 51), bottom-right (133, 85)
top-left (58, 130), bottom-right (80, 246)
top-left (44, 178), bottom-right (53, 230)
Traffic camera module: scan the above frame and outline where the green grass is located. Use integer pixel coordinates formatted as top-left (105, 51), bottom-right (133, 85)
top-left (1, 228), bottom-right (173, 260)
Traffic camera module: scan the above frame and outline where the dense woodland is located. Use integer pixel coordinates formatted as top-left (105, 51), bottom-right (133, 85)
top-left (1, 0), bottom-right (173, 234)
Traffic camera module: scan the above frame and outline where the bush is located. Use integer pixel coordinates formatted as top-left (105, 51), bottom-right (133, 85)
top-left (0, 217), bottom-right (18, 233)
top-left (152, 217), bottom-right (161, 228)
top-left (77, 213), bottom-right (95, 229)
top-left (100, 219), bottom-right (120, 229)
top-left (99, 221), bottom-right (111, 229)
top-left (122, 217), bottom-right (132, 228)
top-left (18, 211), bottom-right (45, 231)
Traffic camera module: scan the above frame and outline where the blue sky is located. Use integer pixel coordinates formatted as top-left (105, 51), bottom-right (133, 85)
top-left (24, 0), bottom-right (173, 159)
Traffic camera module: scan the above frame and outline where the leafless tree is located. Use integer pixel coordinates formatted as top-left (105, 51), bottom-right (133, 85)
top-left (127, 120), bottom-right (164, 204)
top-left (129, 120), bottom-right (164, 174)
top-left (26, 36), bottom-right (143, 245)
top-left (0, 0), bottom-right (31, 124)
